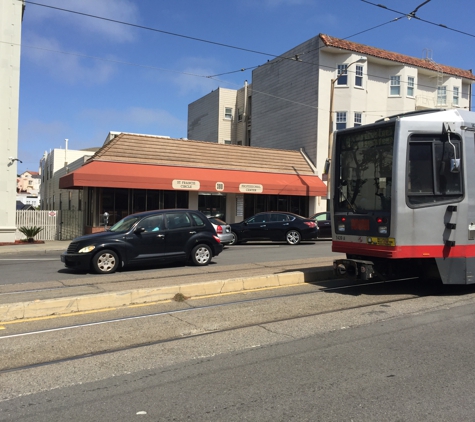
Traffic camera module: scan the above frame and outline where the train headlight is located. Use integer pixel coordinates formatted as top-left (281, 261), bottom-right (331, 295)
top-left (337, 224), bottom-right (346, 232)
top-left (378, 226), bottom-right (388, 234)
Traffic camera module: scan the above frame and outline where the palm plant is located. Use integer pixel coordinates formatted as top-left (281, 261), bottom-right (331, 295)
top-left (18, 226), bottom-right (43, 242)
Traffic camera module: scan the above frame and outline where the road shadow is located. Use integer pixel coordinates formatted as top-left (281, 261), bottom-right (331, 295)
top-left (58, 258), bottom-right (218, 276)
top-left (306, 275), bottom-right (475, 298)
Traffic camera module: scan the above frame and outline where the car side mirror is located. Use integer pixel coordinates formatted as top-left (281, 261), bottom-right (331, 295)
top-left (135, 227), bottom-right (145, 234)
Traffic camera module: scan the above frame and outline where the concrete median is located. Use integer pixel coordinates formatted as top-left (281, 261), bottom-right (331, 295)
top-left (0, 267), bottom-right (335, 322)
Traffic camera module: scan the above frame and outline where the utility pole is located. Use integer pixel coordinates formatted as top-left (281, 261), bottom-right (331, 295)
top-left (0, 0), bottom-right (24, 242)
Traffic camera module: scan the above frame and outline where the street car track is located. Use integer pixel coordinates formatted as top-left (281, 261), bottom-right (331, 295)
top-left (0, 277), bottom-right (439, 374)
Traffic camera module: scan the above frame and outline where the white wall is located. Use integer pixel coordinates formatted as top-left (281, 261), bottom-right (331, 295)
top-left (40, 149), bottom-right (93, 210)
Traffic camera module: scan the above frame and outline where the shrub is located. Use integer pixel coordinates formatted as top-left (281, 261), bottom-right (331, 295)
top-left (18, 226), bottom-right (43, 242)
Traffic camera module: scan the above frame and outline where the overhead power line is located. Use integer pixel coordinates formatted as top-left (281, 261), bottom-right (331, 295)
top-left (13, 1), bottom-right (475, 109)
top-left (21, 0), bottom-right (282, 59)
top-left (361, 0), bottom-right (475, 38)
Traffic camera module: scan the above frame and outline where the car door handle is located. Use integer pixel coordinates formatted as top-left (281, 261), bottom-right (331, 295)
top-left (189, 231), bottom-right (196, 234)
top-left (156, 234), bottom-right (165, 238)
top-left (283, 223), bottom-right (289, 226)
top-left (260, 225), bottom-right (267, 227)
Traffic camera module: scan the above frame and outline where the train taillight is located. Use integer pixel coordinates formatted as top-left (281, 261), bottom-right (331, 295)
top-left (376, 217), bottom-right (388, 234)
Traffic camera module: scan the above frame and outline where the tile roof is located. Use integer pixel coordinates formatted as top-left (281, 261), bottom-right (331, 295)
top-left (320, 34), bottom-right (475, 81)
top-left (88, 133), bottom-right (316, 175)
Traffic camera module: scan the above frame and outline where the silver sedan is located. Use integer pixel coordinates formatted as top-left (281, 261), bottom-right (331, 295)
top-left (208, 217), bottom-right (234, 246)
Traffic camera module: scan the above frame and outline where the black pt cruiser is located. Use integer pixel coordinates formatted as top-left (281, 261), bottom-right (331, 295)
top-left (61, 209), bottom-right (223, 274)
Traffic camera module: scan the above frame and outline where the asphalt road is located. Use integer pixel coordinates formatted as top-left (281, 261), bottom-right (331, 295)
top-left (2, 278), bottom-right (475, 421)
top-left (0, 240), bottom-right (333, 285)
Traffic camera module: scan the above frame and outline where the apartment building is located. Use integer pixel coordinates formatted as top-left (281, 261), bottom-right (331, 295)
top-left (188, 82), bottom-right (252, 146)
top-left (188, 34), bottom-right (474, 185)
top-left (17, 170), bottom-right (41, 194)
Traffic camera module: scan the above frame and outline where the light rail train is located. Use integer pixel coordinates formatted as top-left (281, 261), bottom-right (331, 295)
top-left (330, 108), bottom-right (475, 284)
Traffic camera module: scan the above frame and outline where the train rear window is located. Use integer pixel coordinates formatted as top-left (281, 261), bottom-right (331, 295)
top-left (407, 135), bottom-right (462, 206)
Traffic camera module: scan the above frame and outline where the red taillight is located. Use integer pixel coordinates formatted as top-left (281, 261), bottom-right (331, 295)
top-left (341, 217), bottom-right (346, 222)
top-left (304, 221), bottom-right (316, 228)
top-left (213, 235), bottom-right (221, 243)
top-left (216, 225), bottom-right (223, 234)
top-left (376, 217), bottom-right (383, 224)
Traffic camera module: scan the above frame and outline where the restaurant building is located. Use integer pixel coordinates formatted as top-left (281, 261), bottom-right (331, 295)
top-left (59, 132), bottom-right (326, 233)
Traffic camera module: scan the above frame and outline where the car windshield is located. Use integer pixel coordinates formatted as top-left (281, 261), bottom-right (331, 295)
top-left (108, 216), bottom-right (141, 233)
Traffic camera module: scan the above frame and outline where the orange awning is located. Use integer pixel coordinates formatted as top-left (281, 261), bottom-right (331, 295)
top-left (59, 161), bottom-right (327, 196)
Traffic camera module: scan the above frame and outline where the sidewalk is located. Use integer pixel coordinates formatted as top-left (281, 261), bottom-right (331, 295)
top-left (0, 240), bottom-right (69, 254)
top-left (0, 240), bottom-right (339, 322)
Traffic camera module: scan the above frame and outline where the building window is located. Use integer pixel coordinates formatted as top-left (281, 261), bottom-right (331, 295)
top-left (390, 76), bottom-right (401, 96)
top-left (237, 108), bottom-right (243, 122)
top-left (224, 140), bottom-right (232, 145)
top-left (354, 112), bottom-right (362, 127)
top-left (437, 86), bottom-right (447, 105)
top-left (336, 64), bottom-right (348, 86)
top-left (407, 76), bottom-right (415, 97)
top-left (453, 86), bottom-right (459, 105)
top-left (224, 107), bottom-right (233, 119)
top-left (78, 190), bottom-right (82, 211)
top-left (336, 112), bottom-right (347, 130)
top-left (355, 65), bottom-right (363, 87)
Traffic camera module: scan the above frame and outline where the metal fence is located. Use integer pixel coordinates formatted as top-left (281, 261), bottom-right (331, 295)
top-left (15, 210), bottom-right (84, 241)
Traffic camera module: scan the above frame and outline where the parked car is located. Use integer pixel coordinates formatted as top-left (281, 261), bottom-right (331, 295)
top-left (309, 211), bottom-right (332, 238)
top-left (229, 211), bottom-right (318, 245)
top-left (207, 216), bottom-right (234, 246)
top-left (61, 209), bottom-right (223, 274)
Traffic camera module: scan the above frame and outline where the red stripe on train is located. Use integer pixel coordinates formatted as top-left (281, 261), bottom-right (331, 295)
top-left (332, 241), bottom-right (475, 259)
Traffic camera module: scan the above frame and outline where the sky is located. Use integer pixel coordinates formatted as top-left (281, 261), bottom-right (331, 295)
top-left (15, 0), bottom-right (475, 173)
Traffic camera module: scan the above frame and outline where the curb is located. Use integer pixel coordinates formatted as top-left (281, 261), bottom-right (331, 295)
top-left (0, 267), bottom-right (334, 322)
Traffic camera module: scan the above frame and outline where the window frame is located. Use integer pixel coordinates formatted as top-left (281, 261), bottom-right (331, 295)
top-left (336, 111), bottom-right (347, 130)
top-left (453, 86), bottom-right (459, 106)
top-left (355, 65), bottom-right (364, 88)
top-left (354, 112), bottom-right (362, 127)
top-left (407, 134), bottom-right (463, 208)
top-left (437, 86), bottom-right (447, 106)
top-left (390, 75), bottom-right (401, 96)
top-left (224, 107), bottom-right (233, 120)
top-left (407, 76), bottom-right (415, 97)
top-left (336, 64), bottom-right (348, 86)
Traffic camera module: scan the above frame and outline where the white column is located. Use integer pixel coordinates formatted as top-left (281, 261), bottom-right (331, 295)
top-left (0, 0), bottom-right (23, 242)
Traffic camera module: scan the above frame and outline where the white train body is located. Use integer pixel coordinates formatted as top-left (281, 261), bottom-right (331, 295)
top-left (331, 109), bottom-right (475, 284)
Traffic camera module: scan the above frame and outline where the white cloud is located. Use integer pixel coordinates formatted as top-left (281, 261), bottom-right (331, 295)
top-left (22, 33), bottom-right (117, 85)
top-left (25, 0), bottom-right (139, 43)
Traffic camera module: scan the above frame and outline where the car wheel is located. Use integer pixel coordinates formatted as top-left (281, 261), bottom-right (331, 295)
top-left (191, 244), bottom-right (212, 266)
top-left (229, 232), bottom-right (239, 246)
top-left (286, 230), bottom-right (301, 245)
top-left (92, 249), bottom-right (119, 274)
